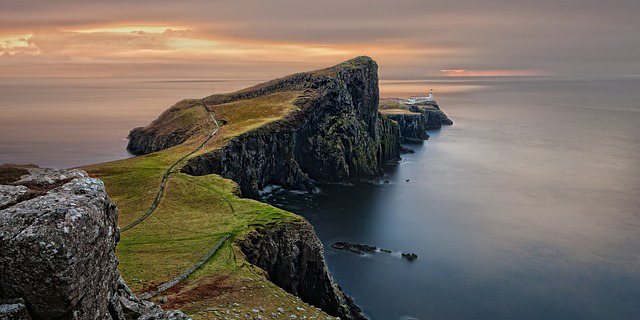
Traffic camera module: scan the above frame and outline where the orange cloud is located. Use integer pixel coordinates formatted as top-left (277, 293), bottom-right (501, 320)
top-left (0, 26), bottom-right (354, 63)
top-left (440, 69), bottom-right (547, 76)
top-left (0, 24), bottom-right (461, 77)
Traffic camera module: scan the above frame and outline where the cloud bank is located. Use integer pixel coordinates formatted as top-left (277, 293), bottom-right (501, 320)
top-left (1, 0), bottom-right (638, 78)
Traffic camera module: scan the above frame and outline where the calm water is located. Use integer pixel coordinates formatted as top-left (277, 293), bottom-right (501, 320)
top-left (269, 77), bottom-right (640, 319)
top-left (0, 77), bottom-right (262, 168)
top-left (1, 76), bottom-right (639, 319)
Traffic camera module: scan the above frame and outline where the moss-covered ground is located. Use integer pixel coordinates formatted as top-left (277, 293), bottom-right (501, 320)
top-left (81, 89), bottom-right (334, 319)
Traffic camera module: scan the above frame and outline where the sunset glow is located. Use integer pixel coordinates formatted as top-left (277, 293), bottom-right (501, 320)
top-left (440, 69), bottom-right (548, 77)
top-left (1, 0), bottom-right (638, 78)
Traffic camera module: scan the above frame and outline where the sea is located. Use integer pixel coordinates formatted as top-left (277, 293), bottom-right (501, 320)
top-left (1, 76), bottom-right (639, 319)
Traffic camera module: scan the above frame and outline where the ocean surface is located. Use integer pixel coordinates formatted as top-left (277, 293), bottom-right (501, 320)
top-left (1, 76), bottom-right (639, 319)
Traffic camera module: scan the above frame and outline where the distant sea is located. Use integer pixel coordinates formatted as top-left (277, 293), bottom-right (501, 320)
top-left (1, 76), bottom-right (639, 319)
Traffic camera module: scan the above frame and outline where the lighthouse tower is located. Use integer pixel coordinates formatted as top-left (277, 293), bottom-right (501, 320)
top-left (427, 89), bottom-right (434, 101)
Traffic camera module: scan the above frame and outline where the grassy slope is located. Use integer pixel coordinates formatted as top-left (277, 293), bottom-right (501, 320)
top-left (379, 108), bottom-right (420, 115)
top-left (81, 90), bottom-right (334, 319)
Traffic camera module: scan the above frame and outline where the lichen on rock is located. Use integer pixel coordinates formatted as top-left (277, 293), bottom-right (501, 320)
top-left (0, 165), bottom-right (187, 320)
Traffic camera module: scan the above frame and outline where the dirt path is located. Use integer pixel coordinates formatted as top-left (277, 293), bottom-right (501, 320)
top-left (121, 100), bottom-right (220, 233)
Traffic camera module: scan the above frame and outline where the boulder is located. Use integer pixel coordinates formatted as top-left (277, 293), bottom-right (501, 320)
top-left (0, 165), bottom-right (188, 320)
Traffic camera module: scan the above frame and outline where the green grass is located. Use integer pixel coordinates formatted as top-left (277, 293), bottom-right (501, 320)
top-left (80, 83), bottom-right (326, 318)
top-left (379, 108), bottom-right (420, 115)
top-left (78, 57), bottom-right (380, 317)
top-left (114, 172), bottom-right (297, 292)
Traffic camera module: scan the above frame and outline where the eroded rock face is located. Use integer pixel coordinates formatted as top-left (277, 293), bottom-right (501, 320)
top-left (0, 166), bottom-right (188, 320)
top-left (127, 127), bottom-right (188, 156)
top-left (239, 221), bottom-right (365, 320)
top-left (182, 57), bottom-right (401, 198)
top-left (409, 101), bottom-right (453, 130)
top-left (384, 113), bottom-right (430, 143)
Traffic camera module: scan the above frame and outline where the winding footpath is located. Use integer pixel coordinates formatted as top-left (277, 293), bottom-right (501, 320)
top-left (138, 234), bottom-right (231, 300)
top-left (119, 100), bottom-right (231, 297)
top-left (121, 99), bottom-right (220, 233)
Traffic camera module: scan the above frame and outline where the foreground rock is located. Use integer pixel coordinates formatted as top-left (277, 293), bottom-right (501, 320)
top-left (240, 222), bottom-right (365, 320)
top-left (0, 165), bottom-right (188, 320)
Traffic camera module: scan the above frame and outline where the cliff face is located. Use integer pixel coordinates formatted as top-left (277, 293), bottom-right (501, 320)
top-left (126, 99), bottom-right (208, 156)
top-left (239, 221), bottom-right (365, 320)
top-left (0, 165), bottom-right (187, 320)
top-left (384, 113), bottom-right (430, 143)
top-left (410, 101), bottom-right (453, 130)
top-left (380, 101), bottom-right (453, 144)
top-left (127, 128), bottom-right (187, 156)
top-left (181, 57), bottom-right (401, 198)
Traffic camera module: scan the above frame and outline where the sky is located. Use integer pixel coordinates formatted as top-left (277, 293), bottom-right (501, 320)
top-left (1, 0), bottom-right (639, 79)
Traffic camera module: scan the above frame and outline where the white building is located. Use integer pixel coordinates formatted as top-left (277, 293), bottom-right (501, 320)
top-left (405, 89), bottom-right (434, 105)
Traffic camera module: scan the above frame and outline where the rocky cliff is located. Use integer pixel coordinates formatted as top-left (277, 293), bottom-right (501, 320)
top-left (0, 165), bottom-right (187, 320)
top-left (126, 99), bottom-right (209, 155)
top-left (384, 112), bottom-right (430, 143)
top-left (380, 100), bottom-right (453, 144)
top-left (135, 56), bottom-right (402, 198)
top-left (409, 101), bottom-right (453, 130)
top-left (239, 221), bottom-right (365, 320)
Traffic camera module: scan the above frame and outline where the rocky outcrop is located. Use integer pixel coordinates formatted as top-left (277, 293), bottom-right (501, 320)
top-left (239, 221), bottom-right (365, 320)
top-left (331, 241), bottom-right (378, 254)
top-left (181, 57), bottom-right (401, 198)
top-left (380, 101), bottom-right (452, 144)
top-left (383, 113), bottom-right (430, 143)
top-left (127, 127), bottom-right (188, 156)
top-left (127, 99), bottom-right (207, 156)
top-left (0, 166), bottom-right (187, 320)
top-left (409, 101), bottom-right (453, 129)
top-left (331, 241), bottom-right (419, 261)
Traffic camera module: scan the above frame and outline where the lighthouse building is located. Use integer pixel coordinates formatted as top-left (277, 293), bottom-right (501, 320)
top-left (405, 89), bottom-right (434, 105)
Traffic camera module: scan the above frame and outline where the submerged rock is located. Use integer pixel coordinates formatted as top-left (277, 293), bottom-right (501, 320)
top-left (400, 146), bottom-right (415, 154)
top-left (331, 241), bottom-right (377, 254)
top-left (332, 241), bottom-right (418, 262)
top-left (0, 165), bottom-right (187, 320)
top-left (401, 253), bottom-right (418, 261)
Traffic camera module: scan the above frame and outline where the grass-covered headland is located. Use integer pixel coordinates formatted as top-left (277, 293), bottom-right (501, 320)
top-left (81, 58), bottom-right (383, 319)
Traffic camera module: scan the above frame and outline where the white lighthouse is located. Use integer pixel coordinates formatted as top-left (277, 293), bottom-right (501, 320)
top-left (405, 89), bottom-right (434, 105)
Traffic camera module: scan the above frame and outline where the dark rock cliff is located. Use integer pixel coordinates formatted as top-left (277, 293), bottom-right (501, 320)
top-left (384, 113), bottom-right (430, 143)
top-left (381, 100), bottom-right (453, 144)
top-left (181, 56), bottom-right (401, 198)
top-left (239, 221), bottom-right (365, 320)
top-left (409, 101), bottom-right (453, 130)
top-left (0, 165), bottom-right (187, 320)
top-left (127, 127), bottom-right (187, 156)
top-left (126, 99), bottom-right (207, 156)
